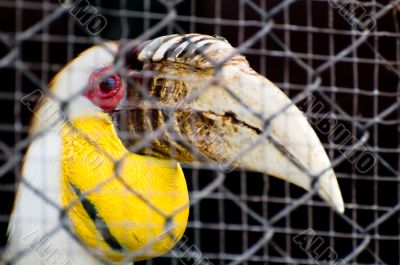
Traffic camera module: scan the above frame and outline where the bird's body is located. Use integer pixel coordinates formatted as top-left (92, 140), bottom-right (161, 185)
top-left (4, 34), bottom-right (344, 265)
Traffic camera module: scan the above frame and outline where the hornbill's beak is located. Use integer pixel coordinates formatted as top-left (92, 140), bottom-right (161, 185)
top-left (113, 34), bottom-right (345, 213)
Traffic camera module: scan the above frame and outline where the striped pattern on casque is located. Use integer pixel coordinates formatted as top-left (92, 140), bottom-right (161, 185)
top-left (135, 34), bottom-right (237, 68)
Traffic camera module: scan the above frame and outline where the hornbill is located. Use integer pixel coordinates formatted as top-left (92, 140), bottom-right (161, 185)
top-left (4, 34), bottom-right (344, 265)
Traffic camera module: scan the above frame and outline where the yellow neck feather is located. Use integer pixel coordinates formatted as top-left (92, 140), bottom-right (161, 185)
top-left (60, 112), bottom-right (189, 262)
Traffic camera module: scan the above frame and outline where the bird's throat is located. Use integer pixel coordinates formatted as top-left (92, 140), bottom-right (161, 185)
top-left (60, 113), bottom-right (189, 262)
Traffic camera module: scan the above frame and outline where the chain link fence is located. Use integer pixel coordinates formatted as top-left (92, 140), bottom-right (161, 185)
top-left (0, 0), bottom-right (399, 264)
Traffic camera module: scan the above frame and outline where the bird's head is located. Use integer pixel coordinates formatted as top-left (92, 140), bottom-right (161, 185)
top-left (40, 36), bottom-right (344, 215)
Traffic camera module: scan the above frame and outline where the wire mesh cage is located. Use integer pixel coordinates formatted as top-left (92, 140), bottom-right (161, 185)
top-left (0, 0), bottom-right (399, 264)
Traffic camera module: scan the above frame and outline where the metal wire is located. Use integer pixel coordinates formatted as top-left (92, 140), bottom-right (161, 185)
top-left (0, 0), bottom-right (399, 264)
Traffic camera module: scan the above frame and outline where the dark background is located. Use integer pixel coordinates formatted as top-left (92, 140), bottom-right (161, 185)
top-left (0, 0), bottom-right (399, 264)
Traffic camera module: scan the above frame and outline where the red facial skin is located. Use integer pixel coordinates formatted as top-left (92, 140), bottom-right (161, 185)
top-left (84, 66), bottom-right (125, 111)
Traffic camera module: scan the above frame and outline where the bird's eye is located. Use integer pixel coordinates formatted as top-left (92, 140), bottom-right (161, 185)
top-left (100, 77), bottom-right (117, 94)
top-left (95, 73), bottom-right (121, 99)
top-left (85, 66), bottom-right (125, 111)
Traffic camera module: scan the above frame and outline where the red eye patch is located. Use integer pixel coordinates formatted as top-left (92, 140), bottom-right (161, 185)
top-left (84, 66), bottom-right (125, 111)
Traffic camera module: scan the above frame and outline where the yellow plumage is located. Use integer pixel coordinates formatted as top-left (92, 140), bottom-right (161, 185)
top-left (61, 113), bottom-right (189, 262)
